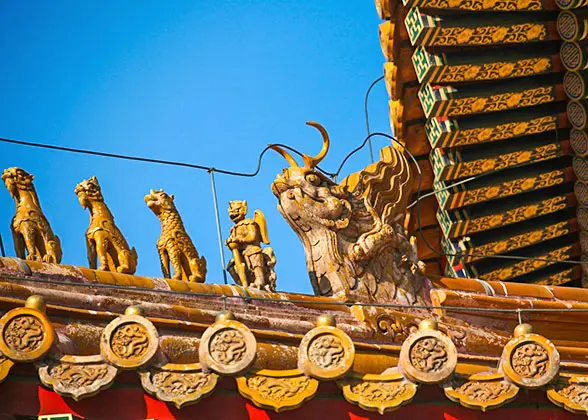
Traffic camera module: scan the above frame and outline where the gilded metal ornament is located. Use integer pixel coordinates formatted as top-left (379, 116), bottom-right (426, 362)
top-left (100, 312), bottom-right (159, 370)
top-left (75, 176), bottom-right (138, 274)
top-left (399, 322), bottom-right (457, 384)
top-left (444, 373), bottom-right (519, 411)
top-left (1, 167), bottom-right (62, 264)
top-left (500, 328), bottom-right (559, 388)
top-left (298, 324), bottom-right (355, 380)
top-left (226, 200), bottom-right (277, 292)
top-left (145, 189), bottom-right (207, 282)
top-left (547, 375), bottom-right (588, 415)
top-left (236, 369), bottom-right (319, 412)
top-left (0, 303), bottom-right (54, 362)
top-left (199, 319), bottom-right (257, 376)
top-left (338, 371), bottom-right (418, 414)
top-left (37, 355), bottom-right (118, 401)
top-left (139, 362), bottom-right (218, 409)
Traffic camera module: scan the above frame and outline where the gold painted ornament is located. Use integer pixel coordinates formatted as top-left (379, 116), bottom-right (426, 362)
top-left (298, 316), bottom-right (355, 380)
top-left (37, 355), bottom-right (118, 401)
top-left (399, 319), bottom-right (457, 384)
top-left (500, 324), bottom-right (559, 388)
top-left (547, 375), bottom-right (588, 414)
top-left (100, 308), bottom-right (159, 370)
top-left (338, 371), bottom-right (417, 414)
top-left (444, 372), bottom-right (519, 411)
top-left (0, 295), bottom-right (55, 362)
top-left (236, 368), bottom-right (319, 412)
top-left (199, 315), bottom-right (257, 376)
top-left (140, 362), bottom-right (218, 409)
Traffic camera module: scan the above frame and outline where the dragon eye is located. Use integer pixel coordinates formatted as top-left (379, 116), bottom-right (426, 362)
top-left (305, 173), bottom-right (321, 186)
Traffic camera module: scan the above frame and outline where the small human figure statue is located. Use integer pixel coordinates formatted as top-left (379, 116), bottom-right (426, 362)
top-left (226, 200), bottom-right (277, 292)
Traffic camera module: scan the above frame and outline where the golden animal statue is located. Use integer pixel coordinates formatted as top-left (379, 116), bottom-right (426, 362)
top-left (144, 189), bottom-right (207, 282)
top-left (75, 176), bottom-right (138, 274)
top-left (1, 167), bottom-right (62, 264)
top-left (270, 122), bottom-right (426, 304)
top-left (226, 200), bottom-right (277, 292)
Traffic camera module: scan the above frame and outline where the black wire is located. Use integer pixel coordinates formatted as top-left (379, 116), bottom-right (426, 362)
top-left (364, 75), bottom-right (385, 163)
top-left (0, 137), bottom-right (336, 178)
top-left (0, 133), bottom-right (584, 267)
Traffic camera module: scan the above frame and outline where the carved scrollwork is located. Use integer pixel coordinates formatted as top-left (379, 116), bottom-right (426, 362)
top-left (199, 319), bottom-right (257, 375)
top-left (444, 373), bottom-right (519, 411)
top-left (298, 326), bottom-right (355, 380)
top-left (548, 376), bottom-right (588, 414)
top-left (399, 327), bottom-right (457, 384)
top-left (140, 363), bottom-right (218, 409)
top-left (500, 332), bottom-right (559, 388)
top-left (236, 369), bottom-right (319, 412)
top-left (338, 372), bottom-right (417, 414)
top-left (37, 355), bottom-right (118, 401)
top-left (376, 316), bottom-right (418, 342)
top-left (0, 307), bottom-right (54, 362)
top-left (100, 313), bottom-right (159, 370)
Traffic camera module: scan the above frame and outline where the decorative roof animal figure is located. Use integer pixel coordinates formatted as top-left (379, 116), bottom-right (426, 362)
top-left (226, 200), bottom-right (277, 292)
top-left (270, 122), bottom-right (427, 304)
top-left (75, 176), bottom-right (137, 274)
top-left (1, 167), bottom-right (62, 264)
top-left (144, 189), bottom-right (207, 282)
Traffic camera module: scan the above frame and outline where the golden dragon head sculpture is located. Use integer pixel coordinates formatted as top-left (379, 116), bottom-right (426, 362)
top-left (270, 122), bottom-right (427, 304)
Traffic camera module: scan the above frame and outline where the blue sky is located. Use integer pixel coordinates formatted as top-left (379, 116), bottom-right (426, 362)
top-left (0, 1), bottom-right (391, 295)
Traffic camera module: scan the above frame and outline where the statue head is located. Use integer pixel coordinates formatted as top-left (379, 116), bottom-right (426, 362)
top-left (2, 167), bottom-right (34, 199)
top-left (228, 200), bottom-right (248, 223)
top-left (270, 122), bottom-right (351, 233)
top-left (74, 176), bottom-right (104, 209)
top-left (144, 189), bottom-right (176, 215)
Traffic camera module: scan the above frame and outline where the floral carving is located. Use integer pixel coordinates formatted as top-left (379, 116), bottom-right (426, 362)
top-left (308, 335), bottom-right (345, 369)
top-left (209, 329), bottom-right (247, 365)
top-left (511, 343), bottom-right (549, 378)
top-left (111, 323), bottom-right (149, 359)
top-left (548, 379), bottom-right (588, 414)
top-left (3, 315), bottom-right (44, 352)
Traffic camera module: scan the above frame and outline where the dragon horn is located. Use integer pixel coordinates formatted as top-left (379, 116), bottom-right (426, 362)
top-left (303, 121), bottom-right (330, 168)
top-left (269, 144), bottom-right (300, 167)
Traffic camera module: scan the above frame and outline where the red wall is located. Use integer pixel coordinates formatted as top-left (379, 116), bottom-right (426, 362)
top-left (0, 378), bottom-right (579, 420)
